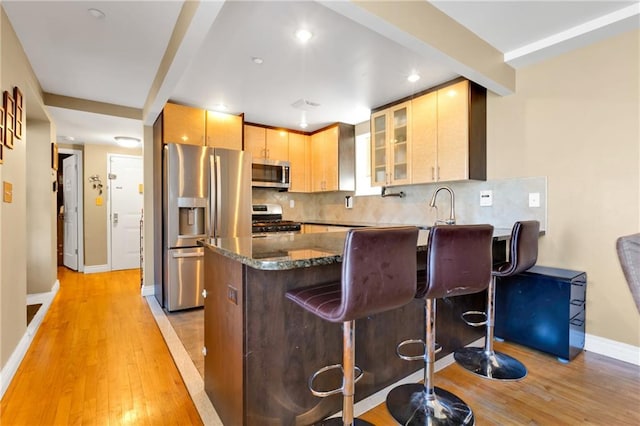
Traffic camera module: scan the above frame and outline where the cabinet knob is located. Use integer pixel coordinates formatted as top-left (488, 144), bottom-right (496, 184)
top-left (202, 289), bottom-right (208, 299)
top-left (202, 347), bottom-right (207, 356)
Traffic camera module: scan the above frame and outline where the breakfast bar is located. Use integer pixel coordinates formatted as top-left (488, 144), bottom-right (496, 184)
top-left (200, 229), bottom-right (512, 425)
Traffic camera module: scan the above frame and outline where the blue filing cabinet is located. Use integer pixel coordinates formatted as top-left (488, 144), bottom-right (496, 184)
top-left (494, 265), bottom-right (587, 361)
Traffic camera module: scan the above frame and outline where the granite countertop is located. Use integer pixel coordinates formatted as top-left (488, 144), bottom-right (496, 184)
top-left (200, 227), bottom-right (515, 271)
top-left (302, 219), bottom-right (429, 229)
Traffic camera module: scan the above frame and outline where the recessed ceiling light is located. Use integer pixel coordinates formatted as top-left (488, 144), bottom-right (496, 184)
top-left (407, 73), bottom-right (421, 83)
top-left (295, 29), bottom-right (313, 43)
top-left (300, 121), bottom-right (308, 129)
top-left (252, 57), bottom-right (264, 65)
top-left (88, 8), bottom-right (106, 19)
top-left (114, 136), bottom-right (141, 148)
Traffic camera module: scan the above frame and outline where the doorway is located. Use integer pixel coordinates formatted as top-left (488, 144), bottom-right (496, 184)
top-left (57, 148), bottom-right (84, 272)
top-left (108, 154), bottom-right (143, 271)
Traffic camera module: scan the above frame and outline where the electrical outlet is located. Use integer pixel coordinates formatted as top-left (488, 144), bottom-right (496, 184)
top-left (480, 190), bottom-right (493, 207)
top-left (529, 192), bottom-right (540, 208)
top-left (345, 195), bottom-right (353, 209)
top-left (289, 199), bottom-right (295, 208)
top-left (227, 286), bottom-right (238, 305)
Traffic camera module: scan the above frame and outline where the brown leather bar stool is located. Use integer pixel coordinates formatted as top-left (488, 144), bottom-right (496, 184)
top-left (386, 224), bottom-right (494, 426)
top-left (286, 226), bottom-right (419, 426)
top-left (454, 220), bottom-right (540, 380)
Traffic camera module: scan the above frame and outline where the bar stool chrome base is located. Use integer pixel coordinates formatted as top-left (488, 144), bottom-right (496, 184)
top-left (454, 347), bottom-right (527, 381)
top-left (314, 418), bottom-right (374, 426)
top-left (386, 383), bottom-right (475, 426)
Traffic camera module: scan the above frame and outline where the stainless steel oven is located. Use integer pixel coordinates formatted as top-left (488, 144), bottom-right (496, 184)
top-left (252, 159), bottom-right (290, 189)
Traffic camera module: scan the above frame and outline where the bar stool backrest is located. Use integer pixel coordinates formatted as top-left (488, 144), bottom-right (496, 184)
top-left (494, 220), bottom-right (540, 277)
top-left (418, 225), bottom-right (494, 300)
top-left (338, 226), bottom-right (419, 322)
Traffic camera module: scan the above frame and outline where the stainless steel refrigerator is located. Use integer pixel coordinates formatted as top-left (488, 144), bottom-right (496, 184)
top-left (161, 143), bottom-right (251, 311)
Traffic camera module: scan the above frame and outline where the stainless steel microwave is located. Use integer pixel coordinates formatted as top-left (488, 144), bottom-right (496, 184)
top-left (251, 159), bottom-right (290, 189)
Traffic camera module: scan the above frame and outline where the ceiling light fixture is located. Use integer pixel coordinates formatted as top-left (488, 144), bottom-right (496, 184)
top-left (295, 29), bottom-right (313, 43)
top-left (252, 56), bottom-right (264, 65)
top-left (88, 8), bottom-right (106, 19)
top-left (300, 121), bottom-right (308, 129)
top-left (407, 73), bottom-right (421, 83)
top-left (114, 136), bottom-right (141, 148)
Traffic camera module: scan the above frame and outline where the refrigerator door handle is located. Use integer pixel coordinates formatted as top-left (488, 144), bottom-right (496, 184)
top-left (214, 155), bottom-right (222, 237)
top-left (172, 252), bottom-right (205, 259)
top-left (210, 154), bottom-right (216, 237)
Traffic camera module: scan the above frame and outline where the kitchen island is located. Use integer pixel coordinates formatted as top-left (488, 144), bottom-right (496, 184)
top-left (200, 228), bottom-right (512, 425)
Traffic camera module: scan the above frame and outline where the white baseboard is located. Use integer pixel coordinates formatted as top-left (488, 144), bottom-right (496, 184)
top-left (1, 279), bottom-right (60, 399)
top-left (83, 264), bottom-right (109, 274)
top-left (585, 333), bottom-right (640, 366)
top-left (141, 284), bottom-right (155, 297)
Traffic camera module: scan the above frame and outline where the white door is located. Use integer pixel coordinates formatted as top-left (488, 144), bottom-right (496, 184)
top-left (109, 155), bottom-right (143, 271)
top-left (63, 155), bottom-right (79, 270)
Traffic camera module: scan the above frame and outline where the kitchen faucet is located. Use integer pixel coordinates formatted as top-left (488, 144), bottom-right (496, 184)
top-left (429, 186), bottom-right (456, 225)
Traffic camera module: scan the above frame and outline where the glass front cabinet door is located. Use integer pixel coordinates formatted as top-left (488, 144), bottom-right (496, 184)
top-left (370, 102), bottom-right (411, 187)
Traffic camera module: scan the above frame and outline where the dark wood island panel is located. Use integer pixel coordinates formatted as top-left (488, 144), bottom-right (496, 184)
top-left (203, 234), bottom-right (489, 426)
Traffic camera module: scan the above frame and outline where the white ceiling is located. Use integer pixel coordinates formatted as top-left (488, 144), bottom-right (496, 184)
top-left (3, 0), bottom-right (638, 146)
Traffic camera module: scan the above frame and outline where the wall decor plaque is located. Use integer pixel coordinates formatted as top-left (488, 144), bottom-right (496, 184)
top-left (13, 87), bottom-right (23, 140)
top-left (3, 91), bottom-right (15, 149)
top-left (0, 105), bottom-right (4, 164)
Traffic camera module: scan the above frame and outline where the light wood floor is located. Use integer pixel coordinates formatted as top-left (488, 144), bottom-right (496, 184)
top-left (1, 268), bottom-right (639, 425)
top-left (359, 341), bottom-right (640, 425)
top-left (0, 267), bottom-right (202, 426)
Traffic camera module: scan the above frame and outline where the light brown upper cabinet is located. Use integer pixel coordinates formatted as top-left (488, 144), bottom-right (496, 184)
top-left (288, 132), bottom-right (310, 193)
top-left (206, 111), bottom-right (242, 150)
top-left (244, 125), bottom-right (266, 158)
top-left (243, 124), bottom-right (289, 161)
top-left (411, 80), bottom-right (486, 184)
top-left (310, 126), bottom-right (339, 192)
top-left (370, 102), bottom-right (412, 187)
top-left (161, 102), bottom-right (242, 149)
top-left (310, 123), bottom-right (355, 193)
top-left (162, 102), bottom-right (206, 146)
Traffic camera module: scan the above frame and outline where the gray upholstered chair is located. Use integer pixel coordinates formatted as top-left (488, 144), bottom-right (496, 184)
top-left (616, 233), bottom-right (640, 313)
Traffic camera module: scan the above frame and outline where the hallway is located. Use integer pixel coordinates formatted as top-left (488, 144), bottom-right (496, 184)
top-left (0, 267), bottom-right (202, 425)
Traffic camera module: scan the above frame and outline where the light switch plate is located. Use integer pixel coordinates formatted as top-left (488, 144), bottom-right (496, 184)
top-left (529, 192), bottom-right (541, 208)
top-left (289, 199), bottom-right (295, 208)
top-left (480, 190), bottom-right (492, 207)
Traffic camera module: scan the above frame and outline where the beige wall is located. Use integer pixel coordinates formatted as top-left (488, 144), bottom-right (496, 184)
top-left (83, 144), bottom-right (142, 267)
top-left (1, 8), bottom-right (55, 366)
top-left (26, 119), bottom-right (57, 294)
top-left (488, 29), bottom-right (640, 346)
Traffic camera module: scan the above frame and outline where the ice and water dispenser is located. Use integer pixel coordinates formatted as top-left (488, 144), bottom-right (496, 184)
top-left (176, 197), bottom-right (207, 239)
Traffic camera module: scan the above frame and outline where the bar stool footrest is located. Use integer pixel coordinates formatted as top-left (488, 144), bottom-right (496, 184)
top-left (396, 339), bottom-right (441, 361)
top-left (461, 310), bottom-right (488, 327)
top-left (308, 363), bottom-right (364, 397)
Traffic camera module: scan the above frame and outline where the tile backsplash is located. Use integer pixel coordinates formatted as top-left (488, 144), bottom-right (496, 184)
top-left (253, 176), bottom-right (547, 231)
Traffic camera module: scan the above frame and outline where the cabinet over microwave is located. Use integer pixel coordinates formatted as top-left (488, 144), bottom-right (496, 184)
top-left (251, 159), bottom-right (290, 189)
